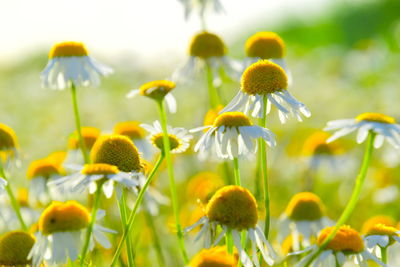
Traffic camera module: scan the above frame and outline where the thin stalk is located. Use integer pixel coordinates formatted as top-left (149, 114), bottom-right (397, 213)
top-left (157, 100), bottom-right (189, 263)
top-left (226, 229), bottom-right (234, 254)
top-left (222, 161), bottom-right (234, 185)
top-left (79, 185), bottom-right (102, 267)
top-left (205, 61), bottom-right (221, 108)
top-left (233, 157), bottom-right (241, 186)
top-left (381, 246), bottom-right (388, 264)
top-left (254, 148), bottom-right (262, 200)
top-left (0, 161), bottom-right (27, 230)
top-left (70, 83), bottom-right (90, 164)
top-left (118, 189), bottom-right (135, 267)
top-left (110, 155), bottom-right (164, 267)
top-left (303, 133), bottom-right (375, 266)
top-left (144, 211), bottom-right (165, 267)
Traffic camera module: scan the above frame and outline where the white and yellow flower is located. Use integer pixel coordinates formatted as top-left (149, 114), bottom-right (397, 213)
top-left (363, 223), bottom-right (400, 258)
top-left (0, 231), bottom-right (36, 266)
top-left (65, 127), bottom-right (101, 165)
top-left (0, 123), bottom-right (20, 168)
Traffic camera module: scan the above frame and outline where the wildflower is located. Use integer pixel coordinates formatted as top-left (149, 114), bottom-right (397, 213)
top-left (221, 60), bottom-right (310, 123)
top-left (364, 223), bottom-right (400, 253)
top-left (41, 41), bottom-right (113, 90)
top-left (141, 121), bottom-right (192, 154)
top-left (190, 246), bottom-right (237, 267)
top-left (324, 112), bottom-right (400, 148)
top-left (185, 185), bottom-right (276, 267)
top-left (296, 225), bottom-right (385, 267)
top-left (0, 231), bottom-right (35, 266)
top-left (47, 151), bottom-right (67, 167)
top-left (66, 127), bottom-right (101, 164)
top-left (27, 158), bottom-right (62, 206)
top-left (186, 172), bottom-right (224, 204)
top-left (361, 215), bottom-right (396, 234)
top-left (173, 32), bottom-right (241, 87)
top-left (178, 0), bottom-right (224, 20)
top-left (192, 111), bottom-right (275, 159)
top-left (0, 123), bottom-right (19, 166)
top-left (28, 201), bottom-right (115, 266)
top-left (127, 80), bottom-right (177, 113)
top-left (279, 192), bottom-right (331, 251)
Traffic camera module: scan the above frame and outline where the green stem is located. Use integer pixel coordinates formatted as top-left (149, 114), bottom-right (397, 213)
top-left (303, 133), bottom-right (375, 266)
top-left (226, 229), bottom-right (234, 254)
top-left (110, 155), bottom-right (164, 267)
top-left (118, 189), bottom-right (135, 267)
top-left (157, 100), bottom-right (189, 263)
top-left (259, 95), bottom-right (270, 239)
top-left (205, 60), bottom-right (221, 108)
top-left (79, 186), bottom-right (102, 267)
top-left (144, 211), bottom-right (165, 267)
top-left (233, 157), bottom-right (241, 186)
top-left (70, 83), bottom-right (90, 164)
top-left (381, 246), bottom-right (388, 264)
top-left (254, 148), bottom-right (262, 200)
top-left (0, 161), bottom-right (27, 230)
top-left (222, 161), bottom-right (233, 185)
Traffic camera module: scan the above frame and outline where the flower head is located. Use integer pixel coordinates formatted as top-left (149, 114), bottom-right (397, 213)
top-left (285, 192), bottom-right (324, 221)
top-left (114, 121), bottom-right (146, 140)
top-left (361, 215), bottom-right (396, 234)
top-left (0, 123), bottom-right (18, 164)
top-left (68, 127), bottom-right (101, 151)
top-left (189, 32), bottom-right (226, 59)
top-left (364, 223), bottom-right (400, 252)
top-left (318, 225), bottom-right (364, 253)
top-left (190, 246), bottom-right (237, 267)
top-left (245, 32), bottom-right (285, 59)
top-left (186, 172), bottom-right (224, 204)
top-left (27, 158), bottom-right (61, 180)
top-left (0, 231), bottom-right (35, 266)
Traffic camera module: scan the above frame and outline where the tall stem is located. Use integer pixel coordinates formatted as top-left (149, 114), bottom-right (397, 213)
top-left (205, 61), bottom-right (221, 108)
top-left (144, 211), bottom-right (165, 267)
top-left (118, 189), bottom-right (135, 267)
top-left (303, 133), bottom-right (375, 266)
top-left (80, 186), bottom-right (102, 266)
top-left (110, 155), bottom-right (164, 267)
top-left (381, 246), bottom-right (388, 264)
top-left (70, 83), bottom-right (90, 164)
top-left (226, 228), bottom-right (234, 254)
top-left (233, 157), bottom-right (241, 186)
top-left (157, 100), bottom-right (189, 263)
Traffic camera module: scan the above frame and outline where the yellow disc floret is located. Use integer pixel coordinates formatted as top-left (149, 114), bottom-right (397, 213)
top-left (361, 215), bottom-right (396, 234)
top-left (81, 163), bottom-right (119, 175)
top-left (206, 185), bottom-right (258, 230)
top-left (190, 246), bottom-right (237, 267)
top-left (68, 127), bottom-right (101, 151)
top-left (213, 112), bottom-right (252, 128)
top-left (366, 223), bottom-right (399, 237)
top-left (17, 188), bottom-right (29, 207)
top-left (245, 32), bottom-right (286, 59)
top-left (0, 231), bottom-right (35, 265)
top-left (241, 60), bottom-right (288, 95)
top-left (355, 112), bottom-right (395, 124)
top-left (302, 132), bottom-right (344, 156)
top-left (285, 192), bottom-right (324, 221)
top-left (317, 225), bottom-right (364, 253)
top-left (187, 172), bottom-right (224, 204)
top-left (49, 41), bottom-right (88, 58)
top-left (139, 80), bottom-right (175, 101)
top-left (0, 123), bottom-right (18, 151)
top-left (204, 105), bottom-right (224, 129)
top-left (189, 32), bottom-right (227, 59)
top-left (47, 151), bottom-right (67, 167)
top-left (150, 133), bottom-right (181, 152)
top-left (27, 158), bottom-right (61, 180)
top-left (91, 134), bottom-right (142, 172)
top-left (114, 121), bottom-right (146, 140)
top-left (39, 201), bottom-right (90, 235)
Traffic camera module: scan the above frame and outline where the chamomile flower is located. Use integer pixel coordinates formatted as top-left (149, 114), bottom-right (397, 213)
top-left (190, 246), bottom-right (237, 267)
top-left (185, 185), bottom-right (276, 267)
top-left (28, 201), bottom-right (115, 267)
top-left (172, 32), bottom-right (241, 87)
top-left (141, 121), bottom-right (192, 154)
top-left (324, 112), bottom-right (400, 148)
top-left (186, 172), bottom-right (224, 204)
top-left (27, 158), bottom-right (63, 206)
top-left (364, 223), bottom-right (400, 256)
top-left (296, 225), bottom-right (385, 267)
top-left (192, 111), bottom-right (275, 159)
top-left (279, 192), bottom-right (331, 251)
top-left (361, 215), bottom-right (396, 234)
top-left (178, 0), bottom-right (224, 20)
top-left (66, 127), bottom-right (101, 165)
top-left (0, 123), bottom-right (19, 167)
top-left (127, 80), bottom-right (177, 113)
top-left (221, 60), bottom-right (310, 123)
top-left (41, 41), bottom-right (113, 90)
top-left (0, 231), bottom-right (35, 266)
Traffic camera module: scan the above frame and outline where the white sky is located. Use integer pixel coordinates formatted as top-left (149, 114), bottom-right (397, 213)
top-left (0, 0), bottom-right (332, 65)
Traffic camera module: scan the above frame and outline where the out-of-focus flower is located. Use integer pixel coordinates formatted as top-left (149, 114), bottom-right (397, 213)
top-left (189, 246), bottom-right (237, 267)
top-left (66, 127), bottom-right (101, 165)
top-left (0, 231), bottom-right (35, 266)
top-left (178, 0), bottom-right (224, 20)
top-left (186, 171), bottom-right (224, 204)
top-left (364, 223), bottom-right (400, 256)
top-left (41, 41), bottom-right (113, 90)
top-left (0, 123), bottom-right (19, 167)
top-left (362, 215), bottom-right (397, 234)
top-left (221, 60), bottom-right (310, 123)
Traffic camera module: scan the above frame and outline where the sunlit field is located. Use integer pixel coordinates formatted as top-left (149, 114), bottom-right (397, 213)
top-left (1, 0), bottom-right (400, 266)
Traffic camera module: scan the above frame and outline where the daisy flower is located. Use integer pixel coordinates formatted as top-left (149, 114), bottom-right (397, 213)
top-left (178, 0), bottom-right (224, 20)
top-left (127, 80), bottom-right (177, 113)
top-left (186, 172), bottom-right (224, 205)
top-left (324, 112), bottom-right (400, 149)
top-left (172, 31), bottom-right (241, 87)
top-left (41, 41), bottom-right (113, 90)
top-left (185, 185), bottom-right (277, 267)
top-left (0, 122), bottom-right (20, 168)
top-left (65, 127), bottom-right (101, 165)
top-left (192, 111), bottom-right (275, 159)
top-left (279, 192), bottom-right (331, 252)
top-left (361, 215), bottom-right (396, 234)
top-left (28, 201), bottom-right (115, 267)
top-left (296, 225), bottom-right (385, 267)
top-left (221, 60), bottom-right (310, 123)
top-left (190, 246), bottom-right (237, 267)
top-left (0, 231), bottom-right (35, 266)
top-left (363, 223), bottom-right (400, 260)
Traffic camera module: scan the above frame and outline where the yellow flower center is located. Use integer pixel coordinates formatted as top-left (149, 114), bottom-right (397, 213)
top-left (245, 32), bottom-right (286, 59)
top-left (190, 246), bottom-right (237, 267)
top-left (213, 112), bottom-right (252, 128)
top-left (206, 185), bottom-right (258, 230)
top-left (366, 224), bottom-right (399, 237)
top-left (49, 41), bottom-right (88, 59)
top-left (17, 188), bottom-right (29, 207)
top-left (39, 201), bottom-right (90, 235)
top-left (0, 123), bottom-right (18, 151)
top-left (139, 80), bottom-right (175, 101)
top-left (355, 112), bottom-right (395, 124)
top-left (81, 163), bottom-right (119, 175)
top-left (285, 192), bottom-right (324, 221)
top-left (302, 132), bottom-right (344, 156)
top-left (0, 231), bottom-right (35, 265)
top-left (187, 172), bottom-right (224, 204)
top-left (47, 151), bottom-right (67, 167)
top-left (361, 215), bottom-right (396, 234)
top-left (151, 133), bottom-right (181, 152)
top-left (91, 135), bottom-right (142, 172)
top-left (27, 158), bottom-right (61, 180)
top-left (203, 105), bottom-right (224, 130)
top-left (114, 121), bottom-right (146, 140)
top-left (317, 225), bottom-right (364, 253)
top-left (189, 32), bottom-right (227, 59)
top-left (241, 60), bottom-right (288, 95)
top-left (68, 127), bottom-right (101, 151)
